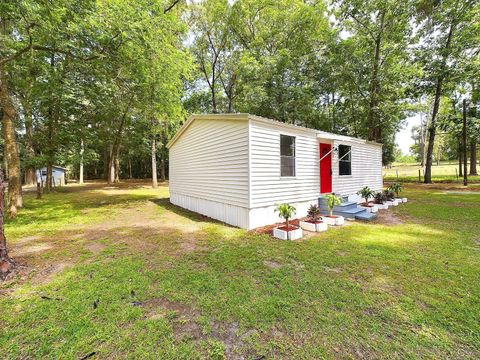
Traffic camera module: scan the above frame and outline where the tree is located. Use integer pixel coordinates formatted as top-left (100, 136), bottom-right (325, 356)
top-left (418, 0), bottom-right (480, 183)
top-left (190, 0), bottom-right (231, 113)
top-left (0, 169), bottom-right (15, 279)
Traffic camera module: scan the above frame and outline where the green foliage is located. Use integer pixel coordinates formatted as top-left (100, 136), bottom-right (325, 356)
top-left (383, 189), bottom-right (395, 201)
top-left (275, 203), bottom-right (296, 227)
top-left (373, 191), bottom-right (387, 204)
top-left (325, 194), bottom-right (342, 216)
top-left (307, 204), bottom-right (321, 223)
top-left (388, 183), bottom-right (403, 197)
top-left (357, 186), bottom-right (375, 204)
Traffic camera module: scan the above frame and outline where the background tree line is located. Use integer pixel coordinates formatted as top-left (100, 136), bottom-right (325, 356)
top-left (0, 0), bottom-right (479, 217)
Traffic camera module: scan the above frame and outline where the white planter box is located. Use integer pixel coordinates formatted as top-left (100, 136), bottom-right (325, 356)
top-left (360, 205), bottom-right (378, 213)
top-left (299, 221), bottom-right (328, 232)
top-left (321, 216), bottom-right (345, 226)
top-left (374, 203), bottom-right (388, 210)
top-left (402, 197), bottom-right (407, 203)
top-left (386, 200), bottom-right (399, 206)
top-left (273, 226), bottom-right (303, 240)
top-left (396, 198), bottom-right (403, 203)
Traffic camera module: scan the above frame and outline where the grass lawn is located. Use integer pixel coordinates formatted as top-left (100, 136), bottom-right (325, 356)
top-left (1, 181), bottom-right (479, 359)
top-left (384, 162), bottom-right (480, 183)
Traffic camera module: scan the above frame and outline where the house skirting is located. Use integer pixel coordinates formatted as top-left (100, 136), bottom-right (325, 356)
top-left (170, 192), bottom-right (250, 229)
top-left (248, 199), bottom-right (318, 230)
top-left (170, 192), bottom-right (318, 230)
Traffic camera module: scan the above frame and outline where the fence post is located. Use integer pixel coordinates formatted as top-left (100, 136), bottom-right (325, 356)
top-left (396, 170), bottom-right (399, 180)
top-left (455, 168), bottom-right (459, 183)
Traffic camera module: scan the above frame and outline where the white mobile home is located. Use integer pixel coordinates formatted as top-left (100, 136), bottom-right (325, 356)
top-left (167, 114), bottom-right (382, 230)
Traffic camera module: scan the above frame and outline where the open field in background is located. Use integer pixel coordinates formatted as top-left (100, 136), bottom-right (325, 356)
top-left (1, 181), bottom-right (479, 359)
top-left (384, 161), bottom-right (480, 183)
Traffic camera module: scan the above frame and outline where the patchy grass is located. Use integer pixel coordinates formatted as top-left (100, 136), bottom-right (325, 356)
top-left (1, 181), bottom-right (479, 359)
top-left (384, 162), bottom-right (480, 183)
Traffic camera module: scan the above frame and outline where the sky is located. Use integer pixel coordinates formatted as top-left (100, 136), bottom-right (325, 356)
top-left (396, 114), bottom-right (421, 155)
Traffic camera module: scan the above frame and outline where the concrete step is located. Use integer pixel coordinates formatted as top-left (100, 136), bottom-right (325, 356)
top-left (319, 201), bottom-right (358, 212)
top-left (333, 208), bottom-right (366, 219)
top-left (319, 195), bottom-right (377, 221)
top-left (354, 211), bottom-right (377, 221)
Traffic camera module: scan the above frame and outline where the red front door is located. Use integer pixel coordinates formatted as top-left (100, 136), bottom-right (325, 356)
top-left (319, 143), bottom-right (332, 193)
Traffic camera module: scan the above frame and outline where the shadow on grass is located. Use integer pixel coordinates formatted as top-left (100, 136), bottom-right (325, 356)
top-left (149, 198), bottom-right (232, 228)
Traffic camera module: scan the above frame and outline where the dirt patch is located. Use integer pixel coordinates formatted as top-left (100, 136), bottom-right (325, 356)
top-left (373, 210), bottom-right (404, 226)
top-left (264, 260), bottom-right (282, 269)
top-left (141, 297), bottom-right (250, 359)
top-left (30, 262), bottom-right (70, 284)
top-left (15, 235), bottom-right (42, 245)
top-left (84, 242), bottom-right (107, 254)
top-left (323, 266), bottom-right (341, 273)
top-left (15, 243), bottom-right (53, 255)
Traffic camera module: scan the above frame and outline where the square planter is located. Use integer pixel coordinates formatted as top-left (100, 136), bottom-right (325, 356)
top-left (321, 215), bottom-right (345, 226)
top-left (360, 204), bottom-right (378, 213)
top-left (273, 226), bottom-right (303, 240)
top-left (385, 200), bottom-right (399, 206)
top-left (402, 197), bottom-right (408, 203)
top-left (299, 220), bottom-right (328, 232)
top-left (374, 203), bottom-right (389, 210)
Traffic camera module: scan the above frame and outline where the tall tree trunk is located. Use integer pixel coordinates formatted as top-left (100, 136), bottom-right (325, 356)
top-left (424, 21), bottom-right (454, 183)
top-left (367, 10), bottom-right (385, 142)
top-left (108, 97), bottom-right (132, 184)
top-left (470, 139), bottom-right (477, 175)
top-left (108, 151), bottom-right (115, 184)
top-left (211, 85), bottom-right (217, 113)
top-left (0, 169), bottom-right (16, 279)
top-left (114, 154), bottom-right (120, 183)
top-left (79, 138), bottom-right (84, 184)
top-left (459, 143), bottom-right (463, 177)
top-left (151, 136), bottom-right (158, 188)
top-left (424, 78), bottom-right (444, 183)
top-left (0, 63), bottom-right (22, 217)
top-left (22, 98), bottom-right (36, 186)
top-left (46, 164), bottom-right (53, 191)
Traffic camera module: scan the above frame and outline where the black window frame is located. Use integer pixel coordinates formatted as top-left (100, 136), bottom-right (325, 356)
top-left (280, 134), bottom-right (296, 177)
top-left (338, 144), bottom-right (352, 176)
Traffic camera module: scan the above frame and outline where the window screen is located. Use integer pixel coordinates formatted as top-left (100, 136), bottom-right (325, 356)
top-left (339, 145), bottom-right (351, 176)
top-left (280, 135), bottom-right (295, 177)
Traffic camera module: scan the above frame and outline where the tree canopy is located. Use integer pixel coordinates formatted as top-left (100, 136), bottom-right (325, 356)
top-left (1, 0), bottom-right (479, 217)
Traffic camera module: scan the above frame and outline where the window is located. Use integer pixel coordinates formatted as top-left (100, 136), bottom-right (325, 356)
top-left (339, 145), bottom-right (351, 176)
top-left (280, 135), bottom-right (295, 177)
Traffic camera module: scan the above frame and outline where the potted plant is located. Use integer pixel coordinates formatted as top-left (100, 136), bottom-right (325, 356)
top-left (388, 183), bottom-right (407, 203)
top-left (300, 204), bottom-right (328, 232)
top-left (356, 186), bottom-right (378, 213)
top-left (321, 194), bottom-right (344, 226)
top-left (373, 191), bottom-right (388, 210)
top-left (383, 189), bottom-right (399, 206)
top-left (273, 203), bottom-right (303, 240)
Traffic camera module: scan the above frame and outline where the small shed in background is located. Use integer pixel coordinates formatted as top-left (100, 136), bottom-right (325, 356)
top-left (37, 166), bottom-right (67, 187)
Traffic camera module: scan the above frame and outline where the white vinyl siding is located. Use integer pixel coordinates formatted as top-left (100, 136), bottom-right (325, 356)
top-left (249, 119), bottom-right (319, 207)
top-left (169, 119), bottom-right (249, 208)
top-left (332, 139), bottom-right (383, 194)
